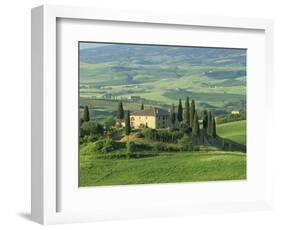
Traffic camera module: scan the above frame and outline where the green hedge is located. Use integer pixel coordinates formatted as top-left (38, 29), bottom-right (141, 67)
top-left (142, 128), bottom-right (184, 143)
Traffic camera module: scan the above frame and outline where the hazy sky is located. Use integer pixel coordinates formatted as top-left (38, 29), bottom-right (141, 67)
top-left (79, 42), bottom-right (111, 50)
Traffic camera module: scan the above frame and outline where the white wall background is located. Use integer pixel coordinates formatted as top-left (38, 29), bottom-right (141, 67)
top-left (0, 0), bottom-right (280, 229)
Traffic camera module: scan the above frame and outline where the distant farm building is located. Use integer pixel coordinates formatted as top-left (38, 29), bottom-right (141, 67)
top-left (231, 110), bottom-right (240, 115)
top-left (130, 107), bottom-right (169, 129)
top-left (129, 96), bottom-right (141, 101)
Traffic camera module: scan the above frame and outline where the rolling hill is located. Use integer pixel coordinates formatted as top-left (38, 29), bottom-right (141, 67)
top-left (217, 120), bottom-right (246, 145)
top-left (79, 43), bottom-right (246, 116)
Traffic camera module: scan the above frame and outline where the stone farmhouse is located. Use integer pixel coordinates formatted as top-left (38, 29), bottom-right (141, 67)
top-left (130, 107), bottom-right (169, 129)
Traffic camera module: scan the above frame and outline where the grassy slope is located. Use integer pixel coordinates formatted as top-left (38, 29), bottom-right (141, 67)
top-left (80, 151), bottom-right (246, 186)
top-left (79, 62), bottom-right (246, 111)
top-left (217, 120), bottom-right (246, 145)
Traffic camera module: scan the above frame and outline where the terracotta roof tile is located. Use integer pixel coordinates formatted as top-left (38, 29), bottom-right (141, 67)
top-left (131, 107), bottom-right (169, 116)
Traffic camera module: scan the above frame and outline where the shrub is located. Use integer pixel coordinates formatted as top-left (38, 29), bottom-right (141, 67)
top-left (134, 132), bottom-right (145, 138)
top-left (104, 117), bottom-right (116, 130)
top-left (152, 142), bottom-right (167, 152)
top-left (80, 134), bottom-right (99, 144)
top-left (136, 142), bottom-right (151, 151)
top-left (80, 121), bottom-right (104, 137)
top-left (93, 139), bottom-right (105, 151)
top-left (107, 127), bottom-right (125, 139)
top-left (178, 135), bottom-right (193, 151)
top-left (193, 146), bottom-right (200, 151)
top-left (142, 128), bottom-right (184, 143)
top-left (142, 128), bottom-right (157, 139)
top-left (126, 141), bottom-right (136, 157)
top-left (151, 143), bottom-right (179, 152)
top-left (101, 139), bottom-right (114, 153)
top-left (178, 123), bottom-right (191, 134)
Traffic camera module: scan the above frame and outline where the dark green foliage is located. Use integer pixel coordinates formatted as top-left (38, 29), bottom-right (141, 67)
top-left (177, 99), bottom-right (183, 122)
top-left (106, 129), bottom-right (119, 139)
top-left (141, 103), bottom-right (144, 110)
top-left (93, 139), bottom-right (106, 151)
top-left (117, 101), bottom-right (124, 119)
top-left (207, 112), bottom-right (213, 136)
top-left (125, 110), bottom-right (131, 135)
top-left (151, 143), bottom-right (179, 152)
top-left (104, 117), bottom-right (116, 130)
top-left (152, 143), bottom-right (166, 152)
top-left (80, 134), bottom-right (99, 144)
top-left (170, 104), bottom-right (176, 127)
top-left (126, 141), bottom-right (137, 157)
top-left (80, 121), bottom-right (104, 137)
top-left (221, 139), bottom-right (225, 149)
top-left (178, 135), bottom-right (193, 151)
top-left (142, 128), bottom-right (184, 143)
top-left (83, 106), bottom-right (90, 122)
top-left (192, 111), bottom-right (200, 136)
top-left (202, 110), bottom-right (208, 129)
top-left (184, 97), bottom-right (190, 127)
top-left (212, 117), bottom-right (217, 138)
top-left (101, 139), bottom-right (114, 153)
top-left (190, 100), bottom-right (195, 126)
top-left (92, 139), bottom-right (125, 154)
top-left (178, 122), bottom-right (191, 134)
top-left (95, 123), bottom-right (104, 135)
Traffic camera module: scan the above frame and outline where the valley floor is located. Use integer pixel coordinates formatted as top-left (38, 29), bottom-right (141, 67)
top-left (79, 151), bottom-right (246, 187)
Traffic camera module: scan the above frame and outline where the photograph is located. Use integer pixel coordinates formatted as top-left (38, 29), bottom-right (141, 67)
top-left (79, 42), bottom-right (247, 187)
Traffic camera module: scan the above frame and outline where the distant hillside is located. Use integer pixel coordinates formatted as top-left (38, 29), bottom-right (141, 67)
top-left (80, 44), bottom-right (246, 66)
top-left (79, 43), bottom-right (246, 114)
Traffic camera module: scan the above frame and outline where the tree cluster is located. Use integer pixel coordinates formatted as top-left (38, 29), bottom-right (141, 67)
top-left (116, 101), bottom-right (131, 136)
top-left (169, 97), bottom-right (217, 138)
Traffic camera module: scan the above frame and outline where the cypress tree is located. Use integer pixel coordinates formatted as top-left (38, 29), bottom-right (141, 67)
top-left (207, 112), bottom-right (212, 136)
top-left (184, 97), bottom-right (190, 127)
top-left (192, 111), bottom-right (200, 136)
top-left (202, 110), bottom-right (208, 130)
top-left (177, 99), bottom-right (183, 122)
top-left (125, 110), bottom-right (131, 135)
top-left (83, 106), bottom-right (90, 122)
top-left (117, 101), bottom-right (124, 119)
top-left (141, 103), bottom-right (144, 110)
top-left (170, 104), bottom-right (176, 128)
top-left (190, 100), bottom-right (195, 126)
top-left (211, 117), bottom-right (217, 138)
top-left (222, 139), bottom-right (225, 150)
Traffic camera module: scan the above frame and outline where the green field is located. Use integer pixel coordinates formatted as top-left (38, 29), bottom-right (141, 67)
top-left (79, 45), bottom-right (246, 113)
top-left (217, 120), bottom-right (246, 145)
top-left (80, 151), bottom-right (246, 186)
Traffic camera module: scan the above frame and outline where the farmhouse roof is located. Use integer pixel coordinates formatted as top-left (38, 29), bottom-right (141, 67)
top-left (131, 107), bottom-right (169, 117)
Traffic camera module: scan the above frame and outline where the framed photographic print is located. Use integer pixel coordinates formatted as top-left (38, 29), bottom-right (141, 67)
top-left (31, 5), bottom-right (274, 225)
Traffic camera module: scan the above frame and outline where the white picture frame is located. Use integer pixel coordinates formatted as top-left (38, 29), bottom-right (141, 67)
top-left (31, 5), bottom-right (274, 225)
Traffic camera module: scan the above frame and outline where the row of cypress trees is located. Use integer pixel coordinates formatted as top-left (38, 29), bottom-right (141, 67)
top-left (169, 97), bottom-right (216, 138)
top-left (203, 110), bottom-right (217, 138)
top-left (108, 99), bottom-right (216, 137)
